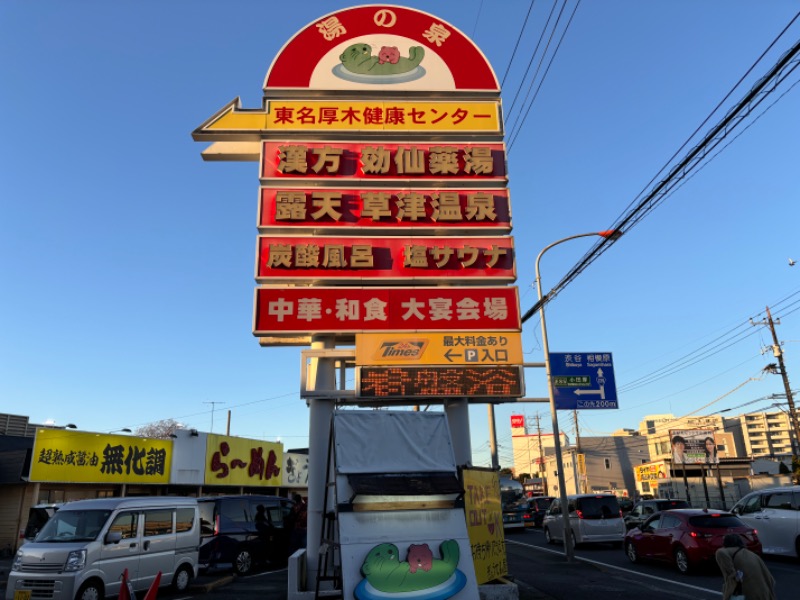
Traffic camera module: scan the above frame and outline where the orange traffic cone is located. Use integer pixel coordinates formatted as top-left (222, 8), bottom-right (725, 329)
top-left (142, 571), bottom-right (161, 600)
top-left (118, 569), bottom-right (130, 600)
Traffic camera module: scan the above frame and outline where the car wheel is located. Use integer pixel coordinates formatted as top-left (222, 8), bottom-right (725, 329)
top-left (76, 580), bottom-right (103, 600)
top-left (625, 541), bottom-right (638, 563)
top-left (544, 527), bottom-right (555, 545)
top-left (674, 547), bottom-right (690, 574)
top-left (172, 565), bottom-right (193, 591)
top-left (234, 548), bottom-right (253, 575)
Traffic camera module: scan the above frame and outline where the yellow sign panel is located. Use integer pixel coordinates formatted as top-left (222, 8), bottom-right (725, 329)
top-left (30, 429), bottom-right (171, 484)
top-left (204, 434), bottom-right (283, 486)
top-left (577, 453), bottom-right (586, 476)
top-left (355, 332), bottom-right (523, 365)
top-left (463, 469), bottom-right (506, 584)
top-left (203, 99), bottom-right (501, 134)
top-left (635, 463), bottom-right (666, 482)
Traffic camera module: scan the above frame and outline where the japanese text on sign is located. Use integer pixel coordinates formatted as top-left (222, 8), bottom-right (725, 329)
top-left (256, 236), bottom-right (515, 282)
top-left (357, 366), bottom-right (524, 398)
top-left (30, 430), bottom-right (171, 484)
top-left (264, 100), bottom-right (499, 131)
top-left (261, 142), bottom-right (505, 180)
top-left (260, 188), bottom-right (510, 231)
top-left (204, 434), bottom-right (282, 486)
top-left (254, 287), bottom-right (521, 335)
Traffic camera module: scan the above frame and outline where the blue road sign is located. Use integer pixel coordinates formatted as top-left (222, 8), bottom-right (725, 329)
top-left (549, 352), bottom-right (618, 410)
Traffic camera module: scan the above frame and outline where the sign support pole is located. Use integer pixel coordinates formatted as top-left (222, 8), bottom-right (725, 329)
top-left (306, 335), bottom-right (336, 591)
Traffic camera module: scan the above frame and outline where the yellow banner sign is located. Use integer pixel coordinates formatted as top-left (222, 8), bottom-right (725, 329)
top-left (463, 469), bottom-right (506, 584)
top-left (355, 332), bottom-right (523, 365)
top-left (204, 434), bottom-right (283, 486)
top-left (30, 429), bottom-right (171, 484)
top-left (635, 463), bottom-right (666, 482)
top-left (203, 99), bottom-right (501, 134)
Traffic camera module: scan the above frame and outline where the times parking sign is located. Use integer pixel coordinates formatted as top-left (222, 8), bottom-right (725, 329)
top-left (549, 352), bottom-right (618, 410)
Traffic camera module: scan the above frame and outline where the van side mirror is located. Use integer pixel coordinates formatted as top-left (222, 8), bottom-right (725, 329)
top-left (105, 531), bottom-right (122, 545)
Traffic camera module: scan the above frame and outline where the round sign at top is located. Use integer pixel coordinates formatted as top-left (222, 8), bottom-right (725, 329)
top-left (264, 5), bottom-right (499, 92)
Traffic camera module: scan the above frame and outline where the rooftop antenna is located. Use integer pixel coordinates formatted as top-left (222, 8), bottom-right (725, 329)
top-left (203, 401), bottom-right (226, 433)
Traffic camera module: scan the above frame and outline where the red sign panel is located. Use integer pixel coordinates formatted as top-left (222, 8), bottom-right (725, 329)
top-left (260, 142), bottom-right (506, 182)
top-left (259, 187), bottom-right (511, 233)
top-left (253, 286), bottom-right (521, 335)
top-left (256, 235), bottom-right (515, 283)
top-left (264, 5), bottom-right (499, 91)
top-left (510, 415), bottom-right (525, 428)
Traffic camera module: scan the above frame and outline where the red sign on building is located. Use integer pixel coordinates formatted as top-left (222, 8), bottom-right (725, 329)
top-left (259, 187), bottom-right (511, 233)
top-left (255, 235), bottom-right (515, 283)
top-left (260, 142), bottom-right (506, 182)
top-left (510, 414), bottom-right (525, 428)
top-left (253, 286), bottom-right (521, 335)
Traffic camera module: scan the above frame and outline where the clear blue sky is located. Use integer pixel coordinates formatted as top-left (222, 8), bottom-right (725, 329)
top-left (2, 1), bottom-right (799, 469)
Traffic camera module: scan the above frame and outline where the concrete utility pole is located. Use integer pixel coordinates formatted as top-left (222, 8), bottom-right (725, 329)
top-left (752, 307), bottom-right (800, 454)
top-left (534, 413), bottom-right (547, 494)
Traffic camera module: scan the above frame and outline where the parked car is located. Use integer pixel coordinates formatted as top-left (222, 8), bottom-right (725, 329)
top-left (198, 495), bottom-right (295, 574)
top-left (7, 496), bottom-right (199, 600)
top-left (731, 485), bottom-right (800, 557)
top-left (543, 494), bottom-right (625, 547)
top-left (624, 499), bottom-right (690, 530)
top-left (21, 502), bottom-right (63, 543)
top-left (525, 496), bottom-right (555, 528)
top-left (624, 509), bottom-right (761, 574)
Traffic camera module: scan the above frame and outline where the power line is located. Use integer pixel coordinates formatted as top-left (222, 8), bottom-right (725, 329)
top-left (522, 25), bottom-right (800, 318)
top-left (508, 0), bottom-right (582, 152)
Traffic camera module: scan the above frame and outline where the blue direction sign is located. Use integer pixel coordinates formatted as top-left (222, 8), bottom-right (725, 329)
top-left (549, 353), bottom-right (618, 410)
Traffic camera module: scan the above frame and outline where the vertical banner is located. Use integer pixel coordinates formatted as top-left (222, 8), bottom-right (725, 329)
top-left (462, 469), bottom-right (506, 584)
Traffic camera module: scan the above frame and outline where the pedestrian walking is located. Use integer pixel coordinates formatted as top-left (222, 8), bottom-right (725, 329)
top-left (715, 533), bottom-right (776, 600)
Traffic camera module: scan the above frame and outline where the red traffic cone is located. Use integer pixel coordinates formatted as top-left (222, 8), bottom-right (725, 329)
top-left (142, 571), bottom-right (161, 600)
top-left (118, 569), bottom-right (130, 600)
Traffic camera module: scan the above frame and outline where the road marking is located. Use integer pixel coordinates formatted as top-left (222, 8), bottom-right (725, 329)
top-left (505, 538), bottom-right (722, 596)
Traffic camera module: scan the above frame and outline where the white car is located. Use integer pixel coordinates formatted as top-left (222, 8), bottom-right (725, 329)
top-left (543, 494), bottom-right (625, 547)
top-left (731, 485), bottom-right (800, 557)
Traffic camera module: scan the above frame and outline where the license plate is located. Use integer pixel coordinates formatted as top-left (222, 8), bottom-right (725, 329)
top-left (15, 591), bottom-right (32, 600)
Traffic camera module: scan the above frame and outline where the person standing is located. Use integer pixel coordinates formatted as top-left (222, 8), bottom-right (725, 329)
top-left (716, 533), bottom-right (776, 600)
top-left (288, 493), bottom-right (308, 553)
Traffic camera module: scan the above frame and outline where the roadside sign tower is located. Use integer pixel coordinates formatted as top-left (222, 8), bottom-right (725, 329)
top-left (194, 5), bottom-right (520, 596)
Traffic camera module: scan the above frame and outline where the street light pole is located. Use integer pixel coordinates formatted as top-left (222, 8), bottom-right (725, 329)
top-left (535, 230), bottom-right (620, 562)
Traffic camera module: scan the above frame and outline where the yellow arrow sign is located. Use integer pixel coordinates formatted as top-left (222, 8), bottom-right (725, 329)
top-left (193, 97), bottom-right (503, 142)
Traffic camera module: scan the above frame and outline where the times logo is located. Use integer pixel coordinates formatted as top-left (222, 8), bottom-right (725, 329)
top-left (375, 339), bottom-right (429, 360)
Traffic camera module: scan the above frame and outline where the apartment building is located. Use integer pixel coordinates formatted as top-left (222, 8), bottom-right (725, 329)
top-left (727, 410), bottom-right (797, 457)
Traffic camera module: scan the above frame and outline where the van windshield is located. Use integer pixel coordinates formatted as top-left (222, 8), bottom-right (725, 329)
top-left (37, 510), bottom-right (112, 543)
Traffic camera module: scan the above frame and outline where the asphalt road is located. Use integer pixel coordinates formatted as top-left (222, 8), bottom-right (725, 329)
top-left (504, 526), bottom-right (800, 600)
top-left (3, 533), bottom-right (797, 600)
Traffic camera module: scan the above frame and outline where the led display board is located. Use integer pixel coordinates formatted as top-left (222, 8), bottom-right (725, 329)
top-left (356, 365), bottom-right (524, 398)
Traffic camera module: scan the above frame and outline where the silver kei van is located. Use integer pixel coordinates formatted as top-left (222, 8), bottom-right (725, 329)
top-left (6, 497), bottom-right (199, 600)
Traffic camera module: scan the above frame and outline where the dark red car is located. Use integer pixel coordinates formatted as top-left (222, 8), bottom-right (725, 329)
top-left (624, 509), bottom-right (761, 574)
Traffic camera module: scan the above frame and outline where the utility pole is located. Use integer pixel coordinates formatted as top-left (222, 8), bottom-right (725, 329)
top-left (573, 410), bottom-right (581, 454)
top-left (533, 413), bottom-right (547, 495)
top-left (752, 306), bottom-right (800, 454)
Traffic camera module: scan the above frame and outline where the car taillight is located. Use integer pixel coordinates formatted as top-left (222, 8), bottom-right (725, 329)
top-left (689, 531), bottom-right (712, 539)
top-left (576, 510), bottom-right (584, 519)
top-left (214, 514), bottom-right (220, 536)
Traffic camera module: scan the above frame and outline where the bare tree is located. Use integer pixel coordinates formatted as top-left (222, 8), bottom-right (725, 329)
top-left (133, 419), bottom-right (185, 439)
